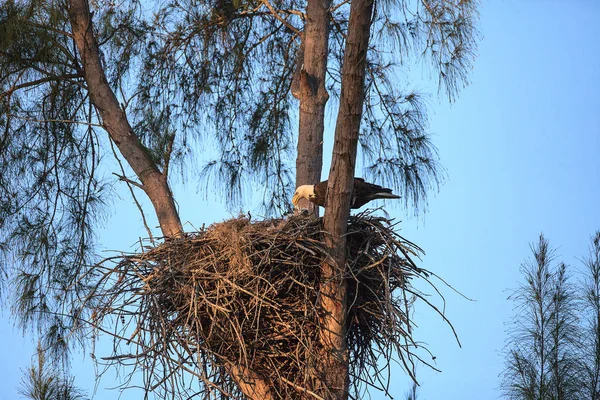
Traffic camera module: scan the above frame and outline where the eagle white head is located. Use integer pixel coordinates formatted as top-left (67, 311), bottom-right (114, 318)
top-left (292, 184), bottom-right (315, 207)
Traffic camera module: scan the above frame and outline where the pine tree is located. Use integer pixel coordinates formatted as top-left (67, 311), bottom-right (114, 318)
top-left (581, 232), bottom-right (600, 399)
top-left (501, 235), bottom-right (581, 400)
top-left (18, 343), bottom-right (87, 400)
top-left (1, 0), bottom-right (479, 398)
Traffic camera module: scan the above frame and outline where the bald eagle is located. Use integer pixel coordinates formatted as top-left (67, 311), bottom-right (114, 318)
top-left (292, 178), bottom-right (401, 209)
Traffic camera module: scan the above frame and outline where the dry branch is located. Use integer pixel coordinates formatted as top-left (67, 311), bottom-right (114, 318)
top-left (86, 212), bottom-right (443, 399)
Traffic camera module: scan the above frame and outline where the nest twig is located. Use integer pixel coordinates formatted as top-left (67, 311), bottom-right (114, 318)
top-left (85, 211), bottom-right (450, 399)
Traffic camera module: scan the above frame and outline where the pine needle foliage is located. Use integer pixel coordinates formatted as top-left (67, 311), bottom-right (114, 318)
top-left (18, 343), bottom-right (88, 400)
top-left (581, 231), bottom-right (600, 400)
top-left (501, 235), bottom-right (582, 400)
top-left (0, 0), bottom-right (105, 362)
top-left (0, 0), bottom-right (478, 392)
top-left (1, 0), bottom-right (479, 216)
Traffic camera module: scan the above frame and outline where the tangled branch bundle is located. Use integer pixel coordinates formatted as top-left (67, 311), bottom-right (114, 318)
top-left (89, 212), bottom-right (445, 399)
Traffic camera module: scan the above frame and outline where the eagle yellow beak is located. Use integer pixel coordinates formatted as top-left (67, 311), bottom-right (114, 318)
top-left (292, 192), bottom-right (299, 206)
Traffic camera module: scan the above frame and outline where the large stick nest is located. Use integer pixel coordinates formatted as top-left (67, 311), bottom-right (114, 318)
top-left (89, 212), bottom-right (447, 399)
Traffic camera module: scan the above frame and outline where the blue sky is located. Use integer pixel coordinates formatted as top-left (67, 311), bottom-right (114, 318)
top-left (2, 1), bottom-right (600, 399)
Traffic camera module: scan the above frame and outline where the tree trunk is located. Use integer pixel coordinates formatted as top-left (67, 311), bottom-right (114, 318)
top-left (228, 365), bottom-right (274, 400)
top-left (68, 1), bottom-right (274, 397)
top-left (293, 0), bottom-right (332, 215)
top-left (319, 0), bottom-right (374, 397)
top-left (68, 0), bottom-right (182, 238)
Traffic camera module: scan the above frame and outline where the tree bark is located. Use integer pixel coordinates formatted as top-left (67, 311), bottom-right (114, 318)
top-left (228, 365), bottom-right (274, 400)
top-left (68, 0), bottom-right (182, 238)
top-left (294, 0), bottom-right (332, 215)
top-left (319, 0), bottom-right (374, 397)
top-left (68, 1), bottom-right (274, 397)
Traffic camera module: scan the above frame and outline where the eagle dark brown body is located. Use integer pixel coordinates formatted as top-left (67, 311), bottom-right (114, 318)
top-left (292, 178), bottom-right (401, 209)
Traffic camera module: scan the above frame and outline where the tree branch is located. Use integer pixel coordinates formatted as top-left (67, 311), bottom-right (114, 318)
top-left (260, 0), bottom-right (301, 35)
top-left (6, 114), bottom-right (104, 128)
top-left (1, 74), bottom-right (83, 100)
top-left (68, 0), bottom-right (183, 238)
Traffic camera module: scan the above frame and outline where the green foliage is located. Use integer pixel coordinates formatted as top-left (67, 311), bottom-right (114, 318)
top-left (1, 0), bottom-right (480, 223)
top-left (334, 0), bottom-right (479, 213)
top-left (18, 343), bottom-right (88, 400)
top-left (361, 86), bottom-right (441, 214)
top-left (129, 0), bottom-right (300, 212)
top-left (581, 231), bottom-right (600, 400)
top-left (125, 0), bottom-right (478, 213)
top-left (0, 0), bottom-right (103, 361)
top-left (500, 234), bottom-right (598, 400)
top-left (0, 0), bottom-right (479, 390)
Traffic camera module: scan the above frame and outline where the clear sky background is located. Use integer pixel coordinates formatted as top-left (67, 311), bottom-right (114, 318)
top-left (2, 1), bottom-right (600, 399)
